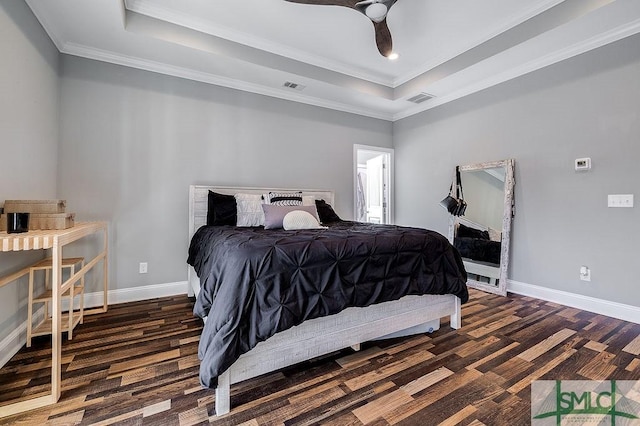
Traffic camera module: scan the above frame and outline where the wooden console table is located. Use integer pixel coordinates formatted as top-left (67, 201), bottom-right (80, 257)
top-left (0, 222), bottom-right (108, 418)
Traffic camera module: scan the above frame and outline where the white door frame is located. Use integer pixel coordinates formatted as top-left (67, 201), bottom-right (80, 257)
top-left (353, 145), bottom-right (394, 224)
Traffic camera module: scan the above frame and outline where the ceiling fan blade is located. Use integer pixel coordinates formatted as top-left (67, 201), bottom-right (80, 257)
top-left (284, 0), bottom-right (359, 8)
top-left (373, 18), bottom-right (393, 57)
top-left (285, 0), bottom-right (398, 57)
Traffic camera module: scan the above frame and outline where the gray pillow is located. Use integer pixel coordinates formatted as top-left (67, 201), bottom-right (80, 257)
top-left (262, 204), bottom-right (320, 229)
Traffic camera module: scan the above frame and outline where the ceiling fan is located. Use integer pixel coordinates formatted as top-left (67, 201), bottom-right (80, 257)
top-left (284, 0), bottom-right (399, 58)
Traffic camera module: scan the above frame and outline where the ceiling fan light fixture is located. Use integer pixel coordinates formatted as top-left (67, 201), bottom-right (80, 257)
top-left (365, 3), bottom-right (388, 23)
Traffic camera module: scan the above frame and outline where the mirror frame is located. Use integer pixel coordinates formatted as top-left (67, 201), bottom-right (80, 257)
top-left (447, 159), bottom-right (515, 296)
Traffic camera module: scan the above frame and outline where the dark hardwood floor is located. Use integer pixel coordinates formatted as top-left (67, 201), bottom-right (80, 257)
top-left (1, 289), bottom-right (639, 425)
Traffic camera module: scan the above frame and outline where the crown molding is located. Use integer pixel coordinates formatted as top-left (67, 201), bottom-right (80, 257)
top-left (25, 0), bottom-right (640, 123)
top-left (393, 17), bottom-right (640, 121)
top-left (58, 13), bottom-right (640, 125)
top-left (124, 0), bottom-right (395, 88)
top-left (392, 0), bottom-right (566, 87)
top-left (61, 42), bottom-right (395, 122)
top-left (25, 0), bottom-right (65, 52)
top-left (126, 0), bottom-right (565, 90)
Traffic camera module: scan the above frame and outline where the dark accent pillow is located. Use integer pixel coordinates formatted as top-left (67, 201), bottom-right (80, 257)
top-left (207, 191), bottom-right (237, 226)
top-left (315, 199), bottom-right (341, 224)
top-left (457, 223), bottom-right (490, 240)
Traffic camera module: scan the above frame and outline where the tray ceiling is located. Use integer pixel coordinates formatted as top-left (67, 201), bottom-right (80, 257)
top-left (26, 0), bottom-right (640, 121)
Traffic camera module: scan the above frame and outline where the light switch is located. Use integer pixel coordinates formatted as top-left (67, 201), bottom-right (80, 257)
top-left (608, 194), bottom-right (634, 208)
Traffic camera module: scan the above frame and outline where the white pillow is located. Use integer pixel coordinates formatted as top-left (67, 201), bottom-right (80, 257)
top-left (283, 210), bottom-right (327, 230)
top-left (302, 195), bottom-right (315, 206)
top-left (234, 193), bottom-right (264, 227)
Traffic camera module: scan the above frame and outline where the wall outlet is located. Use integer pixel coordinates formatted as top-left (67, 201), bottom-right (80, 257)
top-left (575, 157), bottom-right (591, 171)
top-left (579, 266), bottom-right (591, 282)
top-left (139, 262), bottom-right (148, 274)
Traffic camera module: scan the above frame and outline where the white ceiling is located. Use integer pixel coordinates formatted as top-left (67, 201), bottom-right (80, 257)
top-left (26, 0), bottom-right (640, 121)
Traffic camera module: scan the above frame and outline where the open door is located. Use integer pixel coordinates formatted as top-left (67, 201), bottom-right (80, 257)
top-left (366, 155), bottom-right (384, 223)
top-left (354, 145), bottom-right (393, 224)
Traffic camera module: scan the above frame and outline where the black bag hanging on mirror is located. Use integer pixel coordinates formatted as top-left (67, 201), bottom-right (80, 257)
top-left (454, 167), bottom-right (467, 216)
top-left (439, 182), bottom-right (458, 213)
top-left (440, 167), bottom-right (467, 216)
top-left (439, 170), bottom-right (459, 214)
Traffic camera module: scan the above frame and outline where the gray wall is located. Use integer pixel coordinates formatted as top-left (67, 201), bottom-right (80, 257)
top-left (394, 34), bottom-right (640, 307)
top-left (58, 55), bottom-right (393, 291)
top-left (0, 1), bottom-right (59, 342)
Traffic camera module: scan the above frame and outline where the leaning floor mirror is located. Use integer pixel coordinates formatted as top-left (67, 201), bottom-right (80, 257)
top-left (447, 159), bottom-right (515, 296)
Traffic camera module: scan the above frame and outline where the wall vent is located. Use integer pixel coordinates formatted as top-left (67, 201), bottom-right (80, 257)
top-left (407, 92), bottom-right (434, 104)
top-left (283, 81), bottom-right (306, 91)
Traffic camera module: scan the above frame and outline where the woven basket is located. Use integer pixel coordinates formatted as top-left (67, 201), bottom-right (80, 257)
top-left (1, 213), bottom-right (75, 231)
top-left (4, 200), bottom-right (66, 214)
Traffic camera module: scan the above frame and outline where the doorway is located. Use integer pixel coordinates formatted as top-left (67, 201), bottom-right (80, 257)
top-left (354, 145), bottom-right (394, 224)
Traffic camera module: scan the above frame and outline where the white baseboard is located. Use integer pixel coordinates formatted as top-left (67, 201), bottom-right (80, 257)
top-left (83, 280), bottom-right (189, 308)
top-left (0, 281), bottom-right (189, 369)
top-left (507, 279), bottom-right (640, 324)
top-left (0, 307), bottom-right (45, 369)
top-left (0, 327), bottom-right (25, 369)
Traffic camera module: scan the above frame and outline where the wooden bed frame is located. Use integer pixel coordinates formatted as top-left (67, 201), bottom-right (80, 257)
top-left (188, 185), bottom-right (462, 416)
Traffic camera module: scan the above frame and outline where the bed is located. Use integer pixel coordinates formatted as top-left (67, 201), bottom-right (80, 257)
top-left (187, 185), bottom-right (468, 415)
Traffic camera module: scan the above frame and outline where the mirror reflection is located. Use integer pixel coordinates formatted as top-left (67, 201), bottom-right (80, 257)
top-left (448, 159), bottom-right (515, 296)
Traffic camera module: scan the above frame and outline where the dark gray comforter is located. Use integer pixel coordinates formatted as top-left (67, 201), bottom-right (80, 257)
top-left (187, 221), bottom-right (468, 388)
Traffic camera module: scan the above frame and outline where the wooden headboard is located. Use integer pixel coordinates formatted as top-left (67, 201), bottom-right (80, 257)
top-left (187, 185), bottom-right (335, 297)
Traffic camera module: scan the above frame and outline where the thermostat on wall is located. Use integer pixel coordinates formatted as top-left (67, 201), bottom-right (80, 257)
top-left (575, 157), bottom-right (591, 171)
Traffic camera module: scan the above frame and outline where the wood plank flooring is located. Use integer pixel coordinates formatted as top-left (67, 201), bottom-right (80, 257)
top-left (1, 290), bottom-right (639, 425)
